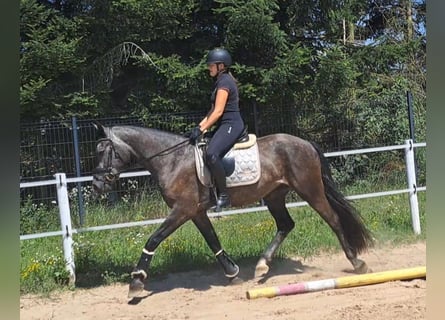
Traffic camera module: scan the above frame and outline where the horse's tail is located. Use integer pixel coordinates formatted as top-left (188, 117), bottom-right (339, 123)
top-left (310, 142), bottom-right (374, 255)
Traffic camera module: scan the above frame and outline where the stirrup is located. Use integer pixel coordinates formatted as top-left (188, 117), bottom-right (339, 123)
top-left (214, 194), bottom-right (230, 212)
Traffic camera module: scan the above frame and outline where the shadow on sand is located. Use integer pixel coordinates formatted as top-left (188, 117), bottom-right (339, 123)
top-left (128, 257), bottom-right (320, 305)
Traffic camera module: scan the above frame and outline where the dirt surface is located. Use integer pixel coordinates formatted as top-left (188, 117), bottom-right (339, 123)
top-left (20, 241), bottom-right (426, 320)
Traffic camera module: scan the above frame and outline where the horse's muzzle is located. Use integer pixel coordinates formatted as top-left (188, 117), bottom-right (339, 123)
top-left (92, 177), bottom-right (105, 195)
top-left (91, 167), bottom-right (120, 195)
top-left (92, 175), bottom-right (115, 195)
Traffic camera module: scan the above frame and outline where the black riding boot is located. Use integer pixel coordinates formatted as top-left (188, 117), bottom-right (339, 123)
top-left (207, 156), bottom-right (230, 212)
top-left (215, 192), bottom-right (230, 212)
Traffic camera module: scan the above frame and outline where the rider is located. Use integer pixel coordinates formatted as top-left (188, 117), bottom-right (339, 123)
top-left (188, 48), bottom-right (245, 211)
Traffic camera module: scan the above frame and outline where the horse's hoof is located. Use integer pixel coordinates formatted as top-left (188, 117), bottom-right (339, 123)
top-left (254, 258), bottom-right (269, 278)
top-left (229, 276), bottom-right (244, 285)
top-left (128, 278), bottom-right (145, 299)
top-left (353, 259), bottom-right (370, 274)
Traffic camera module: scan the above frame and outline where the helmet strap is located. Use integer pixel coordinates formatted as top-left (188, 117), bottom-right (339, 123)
top-left (216, 63), bottom-right (227, 75)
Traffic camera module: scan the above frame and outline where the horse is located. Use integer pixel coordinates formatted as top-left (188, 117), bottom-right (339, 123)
top-left (91, 123), bottom-right (373, 299)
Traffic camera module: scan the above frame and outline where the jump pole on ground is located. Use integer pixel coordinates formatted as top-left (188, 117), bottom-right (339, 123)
top-left (246, 266), bottom-right (426, 299)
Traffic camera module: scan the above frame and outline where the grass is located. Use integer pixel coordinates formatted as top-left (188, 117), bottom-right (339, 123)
top-left (20, 191), bottom-right (426, 295)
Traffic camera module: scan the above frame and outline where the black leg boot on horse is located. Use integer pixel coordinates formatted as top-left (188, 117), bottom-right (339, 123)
top-left (206, 154), bottom-right (230, 212)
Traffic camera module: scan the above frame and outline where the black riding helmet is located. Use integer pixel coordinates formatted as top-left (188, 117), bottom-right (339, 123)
top-left (206, 48), bottom-right (232, 67)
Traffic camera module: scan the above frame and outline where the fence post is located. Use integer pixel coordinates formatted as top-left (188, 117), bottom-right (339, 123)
top-left (406, 91), bottom-right (415, 142)
top-left (404, 140), bottom-right (421, 234)
top-left (72, 116), bottom-right (85, 225)
top-left (55, 173), bottom-right (76, 285)
top-left (252, 101), bottom-right (260, 136)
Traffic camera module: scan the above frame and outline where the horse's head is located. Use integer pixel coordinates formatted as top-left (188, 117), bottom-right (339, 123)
top-left (91, 122), bottom-right (133, 195)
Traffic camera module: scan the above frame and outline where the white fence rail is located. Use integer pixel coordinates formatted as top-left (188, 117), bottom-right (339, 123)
top-left (19, 140), bottom-right (426, 283)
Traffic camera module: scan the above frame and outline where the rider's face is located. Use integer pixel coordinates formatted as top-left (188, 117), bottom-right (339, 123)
top-left (208, 63), bottom-right (218, 77)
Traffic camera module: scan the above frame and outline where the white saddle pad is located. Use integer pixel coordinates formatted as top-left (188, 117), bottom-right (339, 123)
top-left (194, 141), bottom-right (261, 188)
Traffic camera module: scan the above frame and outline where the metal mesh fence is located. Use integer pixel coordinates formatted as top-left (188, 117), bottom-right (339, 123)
top-left (20, 102), bottom-right (425, 210)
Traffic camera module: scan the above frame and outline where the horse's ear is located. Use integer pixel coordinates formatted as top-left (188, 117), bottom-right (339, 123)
top-left (92, 121), bottom-right (106, 138)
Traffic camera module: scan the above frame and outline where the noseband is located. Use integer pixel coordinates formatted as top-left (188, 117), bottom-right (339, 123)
top-left (93, 138), bottom-right (121, 183)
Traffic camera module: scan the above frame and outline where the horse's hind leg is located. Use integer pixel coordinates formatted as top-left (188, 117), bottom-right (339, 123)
top-left (255, 186), bottom-right (295, 278)
top-left (192, 211), bottom-right (240, 280)
top-left (297, 186), bottom-right (370, 274)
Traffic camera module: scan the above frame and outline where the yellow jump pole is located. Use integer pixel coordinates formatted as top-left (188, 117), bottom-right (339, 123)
top-left (246, 266), bottom-right (426, 300)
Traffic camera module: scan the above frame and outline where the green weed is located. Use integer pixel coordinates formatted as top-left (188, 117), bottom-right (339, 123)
top-left (20, 191), bottom-right (425, 295)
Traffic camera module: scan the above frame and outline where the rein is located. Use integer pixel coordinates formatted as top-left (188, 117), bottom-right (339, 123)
top-left (145, 139), bottom-right (190, 162)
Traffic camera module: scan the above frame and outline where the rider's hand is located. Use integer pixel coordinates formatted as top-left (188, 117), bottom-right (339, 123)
top-left (188, 126), bottom-right (202, 145)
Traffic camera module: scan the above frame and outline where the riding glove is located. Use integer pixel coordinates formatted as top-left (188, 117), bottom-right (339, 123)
top-left (188, 126), bottom-right (202, 144)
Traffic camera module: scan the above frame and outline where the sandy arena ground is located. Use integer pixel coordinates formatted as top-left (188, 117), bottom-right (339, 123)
top-left (20, 241), bottom-right (426, 320)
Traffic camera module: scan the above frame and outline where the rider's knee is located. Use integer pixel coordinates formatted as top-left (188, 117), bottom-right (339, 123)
top-left (206, 152), bottom-right (219, 165)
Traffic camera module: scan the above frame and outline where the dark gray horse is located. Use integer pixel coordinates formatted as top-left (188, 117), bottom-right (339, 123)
top-left (91, 123), bottom-right (373, 298)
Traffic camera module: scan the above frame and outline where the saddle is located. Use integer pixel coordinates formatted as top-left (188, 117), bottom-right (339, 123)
top-left (194, 128), bottom-right (261, 188)
top-left (232, 126), bottom-right (256, 149)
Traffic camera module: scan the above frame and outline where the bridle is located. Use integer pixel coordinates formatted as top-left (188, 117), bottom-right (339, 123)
top-left (92, 138), bottom-right (122, 183)
top-left (92, 137), bottom-right (190, 184)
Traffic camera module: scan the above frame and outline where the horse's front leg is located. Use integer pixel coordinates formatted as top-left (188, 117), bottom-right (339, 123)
top-left (192, 212), bottom-right (240, 281)
top-left (128, 209), bottom-right (189, 298)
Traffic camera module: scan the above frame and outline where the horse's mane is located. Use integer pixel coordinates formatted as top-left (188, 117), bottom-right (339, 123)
top-left (112, 125), bottom-right (183, 140)
top-left (102, 125), bottom-right (187, 161)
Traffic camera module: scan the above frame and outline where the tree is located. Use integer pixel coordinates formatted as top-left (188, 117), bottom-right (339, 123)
top-left (19, 0), bottom-right (426, 151)
top-left (20, 0), bottom-right (86, 120)
top-left (214, 0), bottom-right (288, 68)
